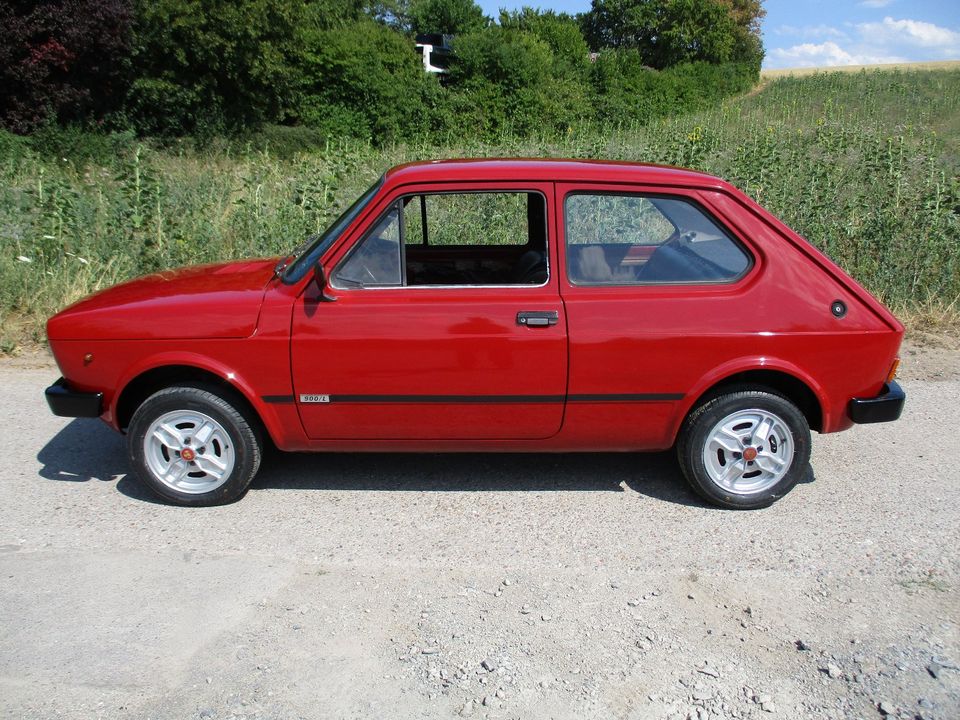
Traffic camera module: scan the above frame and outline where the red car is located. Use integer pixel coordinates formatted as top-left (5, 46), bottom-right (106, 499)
top-left (45, 159), bottom-right (905, 509)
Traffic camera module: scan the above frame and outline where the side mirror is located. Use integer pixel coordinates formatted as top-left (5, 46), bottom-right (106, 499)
top-left (314, 263), bottom-right (336, 302)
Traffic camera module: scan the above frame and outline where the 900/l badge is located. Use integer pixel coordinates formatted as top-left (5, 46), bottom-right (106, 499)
top-left (299, 394), bottom-right (330, 403)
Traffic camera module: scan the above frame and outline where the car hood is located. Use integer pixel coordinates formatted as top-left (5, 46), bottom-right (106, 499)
top-left (47, 259), bottom-right (278, 341)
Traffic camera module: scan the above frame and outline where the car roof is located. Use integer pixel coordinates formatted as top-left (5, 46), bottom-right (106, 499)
top-left (384, 158), bottom-right (730, 190)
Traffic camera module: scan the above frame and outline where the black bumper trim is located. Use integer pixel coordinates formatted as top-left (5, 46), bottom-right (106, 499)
top-left (848, 381), bottom-right (905, 424)
top-left (45, 377), bottom-right (103, 418)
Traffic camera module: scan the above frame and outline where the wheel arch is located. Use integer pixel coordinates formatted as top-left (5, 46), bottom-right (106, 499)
top-left (677, 361), bottom-right (827, 437)
top-left (113, 357), bottom-right (283, 448)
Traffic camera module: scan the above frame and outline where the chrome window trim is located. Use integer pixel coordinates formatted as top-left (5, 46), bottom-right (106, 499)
top-left (562, 190), bottom-right (754, 288)
top-left (330, 188), bottom-right (551, 292)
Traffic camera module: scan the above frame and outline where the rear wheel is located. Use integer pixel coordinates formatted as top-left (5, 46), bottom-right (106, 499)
top-left (677, 388), bottom-right (811, 509)
top-left (128, 386), bottom-right (261, 506)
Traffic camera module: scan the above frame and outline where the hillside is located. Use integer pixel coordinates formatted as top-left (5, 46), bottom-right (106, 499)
top-left (1, 67), bottom-right (958, 352)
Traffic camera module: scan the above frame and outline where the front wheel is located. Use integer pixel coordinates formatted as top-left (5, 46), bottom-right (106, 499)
top-left (677, 388), bottom-right (811, 509)
top-left (127, 386), bottom-right (262, 506)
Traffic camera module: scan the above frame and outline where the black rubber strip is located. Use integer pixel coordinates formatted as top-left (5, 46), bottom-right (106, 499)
top-left (329, 394), bottom-right (566, 404)
top-left (266, 393), bottom-right (683, 404)
top-left (568, 393), bottom-right (684, 402)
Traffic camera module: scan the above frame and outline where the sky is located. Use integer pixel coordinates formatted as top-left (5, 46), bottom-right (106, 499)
top-left (474, 0), bottom-right (960, 70)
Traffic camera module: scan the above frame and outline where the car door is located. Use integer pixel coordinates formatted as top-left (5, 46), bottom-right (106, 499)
top-left (290, 181), bottom-right (567, 441)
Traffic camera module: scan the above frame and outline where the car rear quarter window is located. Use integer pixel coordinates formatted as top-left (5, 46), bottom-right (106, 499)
top-left (565, 193), bottom-right (751, 285)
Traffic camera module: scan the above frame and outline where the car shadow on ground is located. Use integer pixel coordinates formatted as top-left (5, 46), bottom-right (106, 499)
top-left (35, 419), bottom-right (789, 509)
top-left (37, 418), bottom-right (128, 484)
top-left (253, 447), bottom-right (707, 506)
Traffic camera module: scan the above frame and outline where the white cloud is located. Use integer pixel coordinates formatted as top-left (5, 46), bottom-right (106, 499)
top-left (775, 24), bottom-right (848, 41)
top-left (857, 16), bottom-right (960, 51)
top-left (769, 41), bottom-right (904, 68)
top-left (765, 16), bottom-right (960, 69)
top-left (858, 0), bottom-right (893, 8)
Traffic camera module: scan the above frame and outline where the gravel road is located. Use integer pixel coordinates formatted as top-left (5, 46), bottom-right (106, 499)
top-left (1, 346), bottom-right (958, 720)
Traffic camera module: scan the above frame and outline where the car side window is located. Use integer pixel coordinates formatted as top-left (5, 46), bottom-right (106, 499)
top-left (334, 191), bottom-right (548, 288)
top-left (565, 193), bottom-right (750, 285)
top-left (334, 204), bottom-right (402, 287)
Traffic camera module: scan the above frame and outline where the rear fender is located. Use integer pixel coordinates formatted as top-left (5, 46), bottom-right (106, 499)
top-left (671, 356), bottom-right (831, 440)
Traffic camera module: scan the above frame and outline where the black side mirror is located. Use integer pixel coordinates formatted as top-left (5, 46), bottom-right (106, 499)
top-left (315, 263), bottom-right (336, 302)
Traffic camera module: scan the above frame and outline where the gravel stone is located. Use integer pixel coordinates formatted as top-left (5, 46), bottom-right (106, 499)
top-left (1, 356), bottom-right (959, 720)
top-left (822, 663), bottom-right (843, 679)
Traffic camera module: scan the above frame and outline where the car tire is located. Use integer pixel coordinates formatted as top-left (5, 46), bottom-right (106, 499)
top-left (127, 385), bottom-right (262, 506)
top-left (677, 387), bottom-right (811, 509)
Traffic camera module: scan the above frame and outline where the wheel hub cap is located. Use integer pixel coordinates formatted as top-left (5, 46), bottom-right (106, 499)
top-left (143, 410), bottom-right (235, 494)
top-left (701, 407), bottom-right (795, 496)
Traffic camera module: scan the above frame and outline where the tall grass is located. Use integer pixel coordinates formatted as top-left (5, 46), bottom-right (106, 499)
top-left (1, 68), bottom-right (958, 352)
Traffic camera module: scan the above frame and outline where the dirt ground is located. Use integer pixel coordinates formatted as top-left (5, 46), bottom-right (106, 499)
top-left (0, 340), bottom-right (957, 720)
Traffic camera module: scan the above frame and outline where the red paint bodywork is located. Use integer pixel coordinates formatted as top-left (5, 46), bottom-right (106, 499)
top-left (46, 159), bottom-right (903, 452)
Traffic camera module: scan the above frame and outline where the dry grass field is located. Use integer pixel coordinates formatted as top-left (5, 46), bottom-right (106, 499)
top-left (761, 59), bottom-right (960, 79)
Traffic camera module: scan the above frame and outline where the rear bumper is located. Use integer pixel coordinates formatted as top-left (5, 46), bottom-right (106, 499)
top-left (848, 381), bottom-right (905, 424)
top-left (45, 377), bottom-right (103, 418)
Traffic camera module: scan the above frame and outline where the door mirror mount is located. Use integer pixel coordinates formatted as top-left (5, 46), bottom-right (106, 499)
top-left (314, 263), bottom-right (336, 302)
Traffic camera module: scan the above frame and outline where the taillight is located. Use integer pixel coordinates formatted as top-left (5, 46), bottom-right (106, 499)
top-left (886, 358), bottom-right (900, 384)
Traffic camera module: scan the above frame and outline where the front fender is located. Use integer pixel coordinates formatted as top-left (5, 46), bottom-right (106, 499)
top-left (111, 351), bottom-right (292, 448)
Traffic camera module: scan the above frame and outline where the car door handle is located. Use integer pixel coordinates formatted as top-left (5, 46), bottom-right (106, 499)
top-left (517, 311), bottom-right (559, 327)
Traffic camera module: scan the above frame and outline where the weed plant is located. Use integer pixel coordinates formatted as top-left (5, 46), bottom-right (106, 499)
top-left (1, 69), bottom-right (957, 351)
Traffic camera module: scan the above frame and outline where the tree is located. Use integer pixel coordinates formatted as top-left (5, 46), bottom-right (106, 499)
top-left (127, 0), bottom-right (308, 135)
top-left (408, 0), bottom-right (486, 36)
top-left (722, 0), bottom-right (765, 70)
top-left (0, 0), bottom-right (133, 133)
top-left (580, 0), bottom-right (764, 69)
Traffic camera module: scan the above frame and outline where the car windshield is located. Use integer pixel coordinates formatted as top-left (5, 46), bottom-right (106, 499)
top-left (281, 176), bottom-right (384, 284)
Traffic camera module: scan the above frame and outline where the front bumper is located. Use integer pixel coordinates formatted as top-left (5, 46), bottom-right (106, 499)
top-left (848, 381), bottom-right (905, 424)
top-left (45, 377), bottom-right (103, 418)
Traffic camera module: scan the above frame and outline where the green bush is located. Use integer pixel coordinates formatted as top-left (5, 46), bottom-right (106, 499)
top-left (296, 19), bottom-right (444, 143)
top-left (591, 52), bottom-right (757, 125)
top-left (499, 9), bottom-right (590, 78)
top-left (447, 25), bottom-right (594, 137)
